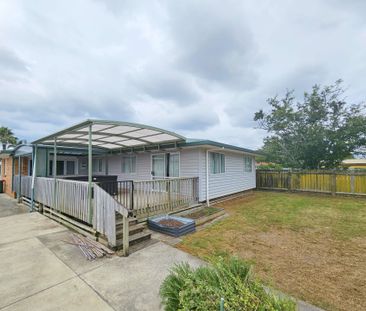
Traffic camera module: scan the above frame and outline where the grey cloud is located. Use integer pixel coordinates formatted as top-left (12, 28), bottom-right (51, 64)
top-left (133, 70), bottom-right (200, 104)
top-left (0, 48), bottom-right (30, 81)
top-left (166, 1), bottom-right (259, 89)
top-left (167, 105), bottom-right (219, 131)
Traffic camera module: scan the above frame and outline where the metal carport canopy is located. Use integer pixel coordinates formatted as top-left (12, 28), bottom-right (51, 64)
top-left (32, 119), bottom-right (186, 150)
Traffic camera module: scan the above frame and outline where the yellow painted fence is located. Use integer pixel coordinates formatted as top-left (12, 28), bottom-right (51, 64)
top-left (256, 170), bottom-right (366, 195)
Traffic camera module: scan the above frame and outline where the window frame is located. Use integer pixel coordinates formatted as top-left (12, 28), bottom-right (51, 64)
top-left (244, 155), bottom-right (253, 173)
top-left (49, 159), bottom-right (77, 176)
top-left (121, 155), bottom-right (137, 174)
top-left (168, 152), bottom-right (180, 178)
top-left (209, 152), bottom-right (226, 174)
top-left (92, 158), bottom-right (104, 174)
top-left (66, 160), bottom-right (76, 175)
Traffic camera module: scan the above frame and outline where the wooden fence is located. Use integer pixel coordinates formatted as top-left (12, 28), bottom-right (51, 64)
top-left (256, 170), bottom-right (366, 195)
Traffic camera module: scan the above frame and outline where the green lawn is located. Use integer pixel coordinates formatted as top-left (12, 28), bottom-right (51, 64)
top-left (178, 191), bottom-right (366, 311)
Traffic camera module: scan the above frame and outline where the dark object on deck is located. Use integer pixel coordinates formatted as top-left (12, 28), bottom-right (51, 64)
top-left (64, 175), bottom-right (119, 195)
top-left (0, 180), bottom-right (3, 193)
top-left (148, 215), bottom-right (195, 237)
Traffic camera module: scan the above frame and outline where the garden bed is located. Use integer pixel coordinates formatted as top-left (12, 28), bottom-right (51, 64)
top-left (148, 215), bottom-right (195, 237)
top-left (183, 206), bottom-right (225, 226)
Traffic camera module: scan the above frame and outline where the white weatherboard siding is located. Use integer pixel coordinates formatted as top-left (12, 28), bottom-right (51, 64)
top-left (107, 153), bottom-right (151, 181)
top-left (79, 147), bottom-right (255, 202)
top-left (106, 149), bottom-right (201, 181)
top-left (198, 149), bottom-right (256, 201)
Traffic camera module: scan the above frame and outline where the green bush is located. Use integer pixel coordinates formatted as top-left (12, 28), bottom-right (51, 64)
top-left (160, 257), bottom-right (296, 311)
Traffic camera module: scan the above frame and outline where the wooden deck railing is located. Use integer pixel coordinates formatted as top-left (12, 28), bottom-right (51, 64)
top-left (13, 176), bottom-right (130, 252)
top-left (256, 169), bottom-right (366, 195)
top-left (132, 177), bottom-right (199, 219)
top-left (13, 175), bottom-right (199, 251)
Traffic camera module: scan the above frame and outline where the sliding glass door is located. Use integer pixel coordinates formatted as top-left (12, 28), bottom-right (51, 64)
top-left (151, 153), bottom-right (180, 178)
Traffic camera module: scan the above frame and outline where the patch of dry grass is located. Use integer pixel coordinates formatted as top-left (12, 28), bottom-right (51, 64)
top-left (178, 191), bottom-right (366, 311)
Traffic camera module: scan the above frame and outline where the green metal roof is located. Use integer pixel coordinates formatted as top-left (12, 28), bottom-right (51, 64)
top-left (181, 138), bottom-right (258, 155)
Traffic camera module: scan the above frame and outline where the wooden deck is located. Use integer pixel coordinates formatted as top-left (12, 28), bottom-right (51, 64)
top-left (13, 175), bottom-right (199, 252)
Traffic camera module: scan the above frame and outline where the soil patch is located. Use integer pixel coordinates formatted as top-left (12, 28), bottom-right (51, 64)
top-left (158, 219), bottom-right (184, 228)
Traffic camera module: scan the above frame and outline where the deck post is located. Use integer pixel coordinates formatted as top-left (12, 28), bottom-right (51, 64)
top-left (88, 123), bottom-right (93, 224)
top-left (30, 144), bottom-right (38, 212)
top-left (53, 138), bottom-right (57, 209)
top-left (122, 215), bottom-right (129, 256)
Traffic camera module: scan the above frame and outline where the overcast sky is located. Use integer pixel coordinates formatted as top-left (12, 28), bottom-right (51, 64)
top-left (0, 0), bottom-right (365, 149)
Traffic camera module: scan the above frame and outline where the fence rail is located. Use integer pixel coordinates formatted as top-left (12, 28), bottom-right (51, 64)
top-left (256, 170), bottom-right (366, 195)
top-left (132, 177), bottom-right (199, 219)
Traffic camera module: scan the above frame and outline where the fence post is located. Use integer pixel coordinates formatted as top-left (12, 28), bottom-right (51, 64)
top-left (331, 172), bottom-right (336, 196)
top-left (287, 171), bottom-right (292, 191)
top-left (350, 173), bottom-right (355, 194)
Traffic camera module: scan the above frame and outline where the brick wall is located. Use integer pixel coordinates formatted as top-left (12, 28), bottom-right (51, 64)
top-left (1, 157), bottom-right (29, 197)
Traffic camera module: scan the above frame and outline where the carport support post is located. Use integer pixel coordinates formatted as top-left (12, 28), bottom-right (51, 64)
top-left (88, 123), bottom-right (93, 224)
top-left (30, 144), bottom-right (38, 212)
top-left (11, 156), bottom-right (15, 192)
top-left (206, 149), bottom-right (210, 207)
top-left (53, 138), bottom-right (57, 209)
top-left (17, 156), bottom-right (21, 202)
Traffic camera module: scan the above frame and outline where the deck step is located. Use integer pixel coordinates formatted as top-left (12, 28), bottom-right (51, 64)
top-left (116, 219), bottom-right (141, 231)
top-left (116, 223), bottom-right (145, 239)
top-left (115, 217), bottom-right (138, 227)
top-left (116, 231), bottom-right (151, 247)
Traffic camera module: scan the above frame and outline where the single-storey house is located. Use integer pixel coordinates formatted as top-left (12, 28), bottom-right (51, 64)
top-left (341, 159), bottom-right (366, 170)
top-left (0, 120), bottom-right (257, 253)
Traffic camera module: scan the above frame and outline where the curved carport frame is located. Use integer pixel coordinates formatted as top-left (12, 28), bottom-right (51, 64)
top-left (31, 119), bottom-right (186, 222)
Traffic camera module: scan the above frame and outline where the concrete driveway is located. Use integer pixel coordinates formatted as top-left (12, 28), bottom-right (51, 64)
top-left (0, 195), bottom-right (203, 311)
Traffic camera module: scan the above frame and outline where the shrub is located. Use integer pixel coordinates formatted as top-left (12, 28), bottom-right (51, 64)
top-left (160, 257), bottom-right (296, 311)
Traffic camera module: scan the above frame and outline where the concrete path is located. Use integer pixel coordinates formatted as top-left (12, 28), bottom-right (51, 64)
top-left (0, 194), bottom-right (27, 218)
top-left (0, 199), bottom-right (203, 311)
top-left (0, 196), bottom-right (324, 311)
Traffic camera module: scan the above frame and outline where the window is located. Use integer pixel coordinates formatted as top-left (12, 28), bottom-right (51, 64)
top-left (92, 159), bottom-right (103, 173)
top-left (66, 161), bottom-right (75, 175)
top-left (49, 160), bottom-right (65, 176)
top-left (210, 152), bottom-right (225, 174)
top-left (168, 153), bottom-right (179, 177)
top-left (244, 156), bottom-right (252, 172)
top-left (57, 161), bottom-right (64, 175)
top-left (122, 156), bottom-right (136, 173)
top-left (152, 154), bottom-right (165, 177)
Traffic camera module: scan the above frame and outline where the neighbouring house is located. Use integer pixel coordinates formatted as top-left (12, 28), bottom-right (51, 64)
top-left (342, 159), bottom-right (366, 169)
top-left (0, 148), bottom-right (31, 197)
top-left (0, 120), bottom-right (257, 253)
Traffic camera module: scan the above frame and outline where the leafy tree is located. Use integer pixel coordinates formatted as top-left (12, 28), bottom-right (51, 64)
top-left (254, 80), bottom-right (366, 169)
top-left (0, 126), bottom-right (17, 150)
